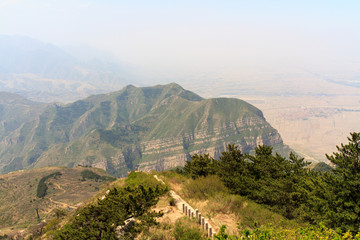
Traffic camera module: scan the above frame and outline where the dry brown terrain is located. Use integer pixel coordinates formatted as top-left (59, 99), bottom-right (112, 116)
top-left (0, 166), bottom-right (115, 236)
top-left (235, 95), bottom-right (360, 162)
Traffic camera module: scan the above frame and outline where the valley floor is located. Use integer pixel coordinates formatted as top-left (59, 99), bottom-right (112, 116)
top-left (232, 95), bottom-right (360, 163)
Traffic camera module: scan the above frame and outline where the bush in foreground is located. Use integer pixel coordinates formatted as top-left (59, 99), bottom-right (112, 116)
top-left (50, 172), bottom-right (167, 239)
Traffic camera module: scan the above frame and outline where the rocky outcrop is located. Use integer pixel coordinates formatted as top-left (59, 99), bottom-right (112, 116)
top-left (138, 117), bottom-right (284, 171)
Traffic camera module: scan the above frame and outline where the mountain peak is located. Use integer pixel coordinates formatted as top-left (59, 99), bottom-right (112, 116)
top-left (164, 82), bottom-right (183, 89)
top-left (117, 83), bottom-right (203, 103)
top-left (125, 84), bottom-right (136, 89)
top-left (0, 84), bottom-right (286, 176)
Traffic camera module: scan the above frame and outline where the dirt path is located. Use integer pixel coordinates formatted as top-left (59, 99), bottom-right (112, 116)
top-left (153, 175), bottom-right (217, 235)
top-left (48, 183), bottom-right (77, 209)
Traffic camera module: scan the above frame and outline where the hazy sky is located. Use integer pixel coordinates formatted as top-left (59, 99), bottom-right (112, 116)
top-left (1, 0), bottom-right (360, 81)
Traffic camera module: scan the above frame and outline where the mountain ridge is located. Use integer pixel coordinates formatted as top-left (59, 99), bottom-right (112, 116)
top-left (0, 83), bottom-right (288, 176)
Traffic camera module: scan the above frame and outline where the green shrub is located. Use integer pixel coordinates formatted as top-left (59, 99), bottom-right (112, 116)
top-left (53, 208), bottom-right (67, 218)
top-left (36, 172), bottom-right (62, 198)
top-left (213, 223), bottom-right (360, 239)
top-left (207, 193), bottom-right (245, 215)
top-left (36, 180), bottom-right (48, 198)
top-left (138, 218), bottom-right (173, 240)
top-left (183, 175), bottom-right (228, 200)
top-left (80, 170), bottom-right (101, 180)
top-left (44, 218), bottom-right (61, 232)
top-left (184, 153), bottom-right (218, 179)
top-left (173, 217), bottom-right (206, 240)
top-left (126, 171), bottom-right (167, 191)
top-left (52, 172), bottom-right (168, 239)
top-left (159, 170), bottom-right (187, 186)
top-left (80, 170), bottom-right (116, 181)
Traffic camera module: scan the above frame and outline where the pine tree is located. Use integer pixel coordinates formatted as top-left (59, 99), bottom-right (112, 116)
top-left (184, 153), bottom-right (217, 179)
top-left (325, 132), bottom-right (360, 232)
top-left (217, 144), bottom-right (254, 196)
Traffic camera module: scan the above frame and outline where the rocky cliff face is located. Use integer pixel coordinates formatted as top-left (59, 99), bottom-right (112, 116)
top-left (0, 83), bottom-right (289, 176)
top-left (138, 117), bottom-right (284, 171)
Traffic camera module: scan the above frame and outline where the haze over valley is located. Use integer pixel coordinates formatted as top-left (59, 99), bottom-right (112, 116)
top-left (1, 1), bottom-right (360, 238)
top-left (0, 35), bottom-right (359, 164)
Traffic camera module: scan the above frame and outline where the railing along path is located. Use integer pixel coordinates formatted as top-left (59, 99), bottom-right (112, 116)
top-left (153, 175), bottom-right (216, 238)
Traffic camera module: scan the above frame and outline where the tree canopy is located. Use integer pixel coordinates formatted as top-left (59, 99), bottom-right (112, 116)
top-left (184, 132), bottom-right (360, 232)
top-left (309, 132), bottom-right (360, 232)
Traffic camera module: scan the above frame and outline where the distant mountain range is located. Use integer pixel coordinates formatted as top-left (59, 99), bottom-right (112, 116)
top-left (0, 83), bottom-right (289, 176)
top-left (0, 35), bottom-right (134, 102)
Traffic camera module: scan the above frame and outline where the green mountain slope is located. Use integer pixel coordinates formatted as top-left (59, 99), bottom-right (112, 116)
top-left (0, 92), bottom-right (46, 139)
top-left (0, 83), bottom-right (288, 176)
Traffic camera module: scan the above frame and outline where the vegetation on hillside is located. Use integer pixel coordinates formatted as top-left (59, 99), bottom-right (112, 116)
top-left (0, 166), bottom-right (115, 235)
top-left (305, 132), bottom-right (360, 232)
top-left (80, 169), bottom-right (116, 181)
top-left (182, 132), bottom-right (360, 237)
top-left (0, 84), bottom-right (287, 177)
top-left (213, 224), bottom-right (360, 240)
top-left (48, 172), bottom-right (168, 239)
top-left (158, 170), bottom-right (358, 239)
top-left (4, 131), bottom-right (359, 239)
top-left (36, 172), bottom-right (62, 198)
top-left (312, 162), bottom-right (333, 172)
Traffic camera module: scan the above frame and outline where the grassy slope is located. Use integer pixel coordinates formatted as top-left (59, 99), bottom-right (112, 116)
top-left (157, 172), bottom-right (300, 234)
top-left (146, 171), bottom-right (356, 239)
top-left (0, 166), bottom-right (115, 235)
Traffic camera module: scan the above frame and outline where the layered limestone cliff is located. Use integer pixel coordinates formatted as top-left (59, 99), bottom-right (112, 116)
top-left (137, 117), bottom-right (284, 171)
